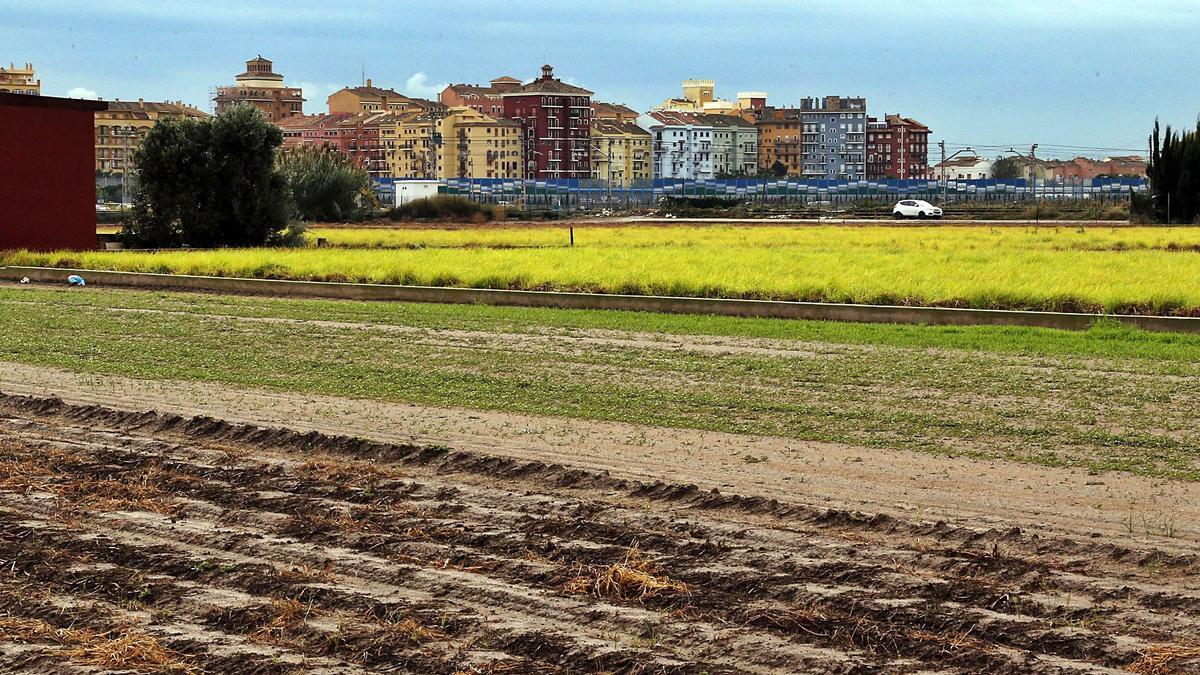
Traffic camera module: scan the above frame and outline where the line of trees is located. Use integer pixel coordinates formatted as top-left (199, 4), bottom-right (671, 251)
top-left (1148, 119), bottom-right (1200, 224)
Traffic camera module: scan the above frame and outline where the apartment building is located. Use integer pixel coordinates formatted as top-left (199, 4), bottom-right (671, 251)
top-left (277, 112), bottom-right (355, 151)
top-left (214, 56), bottom-right (304, 122)
top-left (328, 80), bottom-right (436, 114)
top-left (753, 107), bottom-right (804, 175)
top-left (439, 76), bottom-right (521, 118)
top-left (649, 111), bottom-right (714, 180)
top-left (500, 64), bottom-right (593, 179)
top-left (384, 107), bottom-right (521, 180)
top-left (866, 114), bottom-right (931, 179)
top-left (590, 119), bottom-right (652, 185)
top-left (799, 96), bottom-right (867, 179)
top-left (94, 98), bottom-right (208, 174)
top-left (0, 62), bottom-right (40, 95)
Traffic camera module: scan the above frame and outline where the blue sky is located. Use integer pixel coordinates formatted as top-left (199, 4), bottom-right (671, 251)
top-left (3, 0), bottom-right (1197, 159)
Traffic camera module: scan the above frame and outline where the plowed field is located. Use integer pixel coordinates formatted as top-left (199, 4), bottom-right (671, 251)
top-left (1, 394), bottom-right (1198, 674)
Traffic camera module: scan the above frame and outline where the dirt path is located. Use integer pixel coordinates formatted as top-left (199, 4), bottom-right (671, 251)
top-left (1, 393), bottom-right (1198, 673)
top-left (1, 361), bottom-right (1196, 556)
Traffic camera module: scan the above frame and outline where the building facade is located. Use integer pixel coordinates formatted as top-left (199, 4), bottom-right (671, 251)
top-left (649, 112), bottom-right (714, 180)
top-left (650, 111), bottom-right (756, 178)
top-left (214, 56), bottom-right (304, 122)
top-left (0, 62), bottom-right (40, 95)
top-left (799, 96), bottom-right (867, 179)
top-left (384, 107), bottom-right (521, 180)
top-left (866, 114), bottom-right (930, 179)
top-left (500, 65), bottom-right (593, 179)
top-left (1, 93), bottom-right (106, 251)
top-left (439, 76), bottom-right (521, 118)
top-left (753, 107), bottom-right (804, 175)
top-left (94, 98), bottom-right (208, 175)
top-left (278, 112), bottom-right (355, 151)
top-left (590, 119), bottom-right (652, 186)
top-left (328, 81), bottom-right (435, 114)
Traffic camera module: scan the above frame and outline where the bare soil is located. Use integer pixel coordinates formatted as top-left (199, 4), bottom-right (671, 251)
top-left (1, 387), bottom-right (1199, 673)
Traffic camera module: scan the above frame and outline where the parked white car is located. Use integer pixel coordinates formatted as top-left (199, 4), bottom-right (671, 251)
top-left (892, 200), bottom-right (943, 219)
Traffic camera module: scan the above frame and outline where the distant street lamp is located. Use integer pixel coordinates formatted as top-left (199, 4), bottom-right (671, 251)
top-left (937, 142), bottom-right (976, 207)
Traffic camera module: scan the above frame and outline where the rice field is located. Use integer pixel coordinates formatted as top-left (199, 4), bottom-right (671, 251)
top-left (16, 225), bottom-right (1200, 314)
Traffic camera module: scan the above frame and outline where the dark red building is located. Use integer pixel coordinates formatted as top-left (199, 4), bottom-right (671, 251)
top-left (867, 114), bottom-right (931, 179)
top-left (0, 92), bottom-right (106, 251)
top-left (500, 65), bottom-right (593, 179)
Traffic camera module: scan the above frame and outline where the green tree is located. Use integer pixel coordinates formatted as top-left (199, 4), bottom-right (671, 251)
top-left (1148, 118), bottom-right (1200, 223)
top-left (278, 145), bottom-right (370, 221)
top-left (769, 160), bottom-right (788, 178)
top-left (992, 156), bottom-right (1024, 180)
top-left (120, 105), bottom-right (298, 248)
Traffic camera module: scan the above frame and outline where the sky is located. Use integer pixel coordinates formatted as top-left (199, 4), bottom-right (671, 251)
top-left (3, 0), bottom-right (1198, 159)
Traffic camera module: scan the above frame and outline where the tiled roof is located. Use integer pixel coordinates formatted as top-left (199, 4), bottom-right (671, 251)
top-left (592, 101), bottom-right (639, 118)
top-left (445, 83), bottom-right (501, 97)
top-left (649, 111), bottom-right (752, 128)
top-left (335, 85), bottom-right (409, 101)
top-left (275, 113), bottom-right (353, 129)
top-left (592, 119), bottom-right (651, 137)
top-left (510, 77), bottom-right (592, 96)
top-left (102, 100), bottom-right (208, 117)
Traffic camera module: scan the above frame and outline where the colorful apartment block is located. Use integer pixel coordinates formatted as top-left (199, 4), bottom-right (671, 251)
top-left (278, 112), bottom-right (355, 151)
top-left (866, 114), bottom-right (931, 179)
top-left (383, 107), bottom-right (521, 180)
top-left (0, 62), bottom-right (40, 95)
top-left (649, 111), bottom-right (714, 180)
top-left (650, 111), bottom-right (757, 178)
top-left (214, 56), bottom-right (304, 122)
top-left (751, 107), bottom-right (804, 175)
top-left (799, 96), bottom-right (867, 179)
top-left (94, 99), bottom-right (208, 174)
top-left (590, 119), bottom-right (652, 186)
top-left (500, 65), bottom-right (593, 179)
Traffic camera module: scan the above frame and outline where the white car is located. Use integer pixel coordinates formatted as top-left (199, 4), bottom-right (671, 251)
top-left (892, 200), bottom-right (943, 219)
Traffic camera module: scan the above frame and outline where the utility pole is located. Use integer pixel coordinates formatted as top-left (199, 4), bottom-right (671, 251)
top-left (939, 140), bottom-right (946, 206)
top-left (1030, 143), bottom-right (1039, 223)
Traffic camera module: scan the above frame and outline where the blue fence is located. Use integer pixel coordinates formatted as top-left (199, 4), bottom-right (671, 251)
top-left (374, 177), bottom-right (1146, 210)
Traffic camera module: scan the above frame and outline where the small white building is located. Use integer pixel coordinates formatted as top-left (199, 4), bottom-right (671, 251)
top-left (934, 156), bottom-right (994, 180)
top-left (393, 179), bottom-right (440, 206)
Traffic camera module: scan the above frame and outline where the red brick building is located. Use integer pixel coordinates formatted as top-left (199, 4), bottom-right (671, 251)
top-left (0, 92), bottom-right (106, 251)
top-left (867, 114), bottom-right (930, 179)
top-left (500, 65), bottom-right (593, 179)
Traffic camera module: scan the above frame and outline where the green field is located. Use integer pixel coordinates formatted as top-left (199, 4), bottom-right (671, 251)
top-left (2, 285), bottom-right (1199, 480)
top-left (18, 225), bottom-right (1200, 314)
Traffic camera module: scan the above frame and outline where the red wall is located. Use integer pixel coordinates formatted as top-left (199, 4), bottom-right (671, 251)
top-left (0, 94), bottom-right (102, 251)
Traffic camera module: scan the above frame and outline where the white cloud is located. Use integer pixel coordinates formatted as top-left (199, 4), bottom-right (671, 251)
top-left (404, 72), bottom-right (447, 100)
top-left (66, 86), bottom-right (99, 99)
top-left (297, 82), bottom-right (340, 106)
